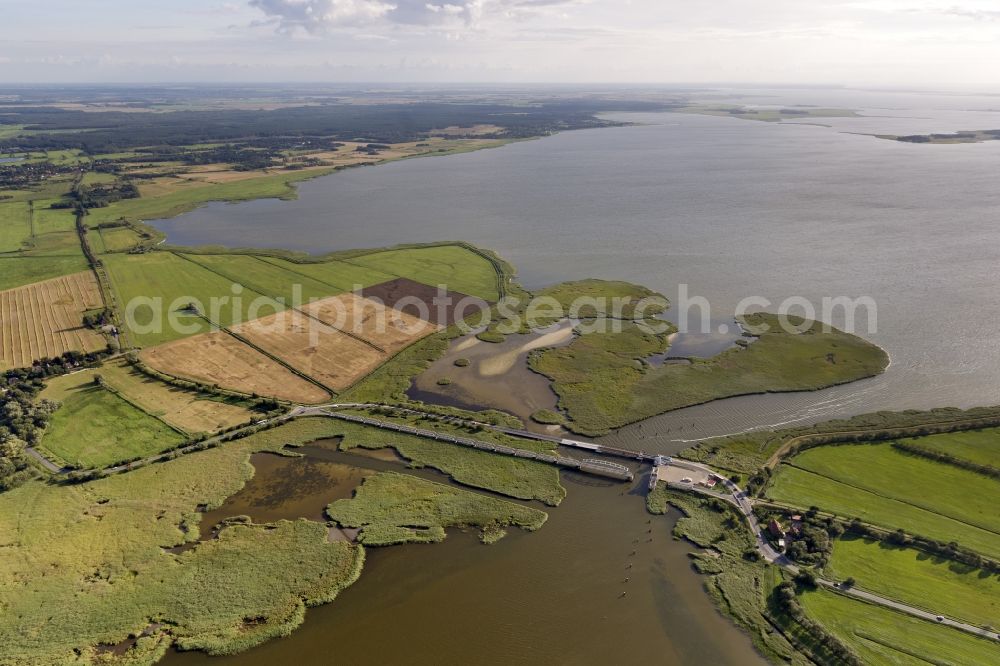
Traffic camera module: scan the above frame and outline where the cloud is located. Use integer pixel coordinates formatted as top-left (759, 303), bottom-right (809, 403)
top-left (942, 5), bottom-right (1000, 21)
top-left (248, 0), bottom-right (398, 33)
top-left (247, 0), bottom-right (583, 33)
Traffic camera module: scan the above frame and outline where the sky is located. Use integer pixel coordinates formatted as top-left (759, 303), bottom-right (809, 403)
top-left (2, 0), bottom-right (1000, 86)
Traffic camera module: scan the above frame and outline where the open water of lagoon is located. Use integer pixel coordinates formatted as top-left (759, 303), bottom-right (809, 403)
top-left (154, 87), bottom-right (1000, 664)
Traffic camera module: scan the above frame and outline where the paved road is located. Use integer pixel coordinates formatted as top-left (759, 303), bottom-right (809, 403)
top-left (25, 447), bottom-right (65, 474)
top-left (821, 579), bottom-right (1000, 640)
top-left (667, 459), bottom-right (999, 642)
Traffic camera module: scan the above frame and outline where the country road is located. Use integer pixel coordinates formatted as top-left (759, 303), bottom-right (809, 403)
top-left (25, 446), bottom-right (64, 473)
top-left (669, 459), bottom-right (1000, 643)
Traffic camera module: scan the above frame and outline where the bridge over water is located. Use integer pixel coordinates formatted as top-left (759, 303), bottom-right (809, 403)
top-left (318, 410), bottom-right (637, 481)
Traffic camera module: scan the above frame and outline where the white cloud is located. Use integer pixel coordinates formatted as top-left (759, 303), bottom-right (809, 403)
top-left (248, 0), bottom-right (584, 32)
top-left (942, 5), bottom-right (1000, 21)
top-left (248, 0), bottom-right (398, 33)
top-left (3, 0), bottom-right (1000, 85)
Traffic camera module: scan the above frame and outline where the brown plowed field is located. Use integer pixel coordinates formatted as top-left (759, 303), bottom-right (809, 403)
top-left (234, 309), bottom-right (385, 392)
top-left (0, 271), bottom-right (107, 370)
top-left (303, 292), bottom-right (440, 354)
top-left (140, 281), bottom-right (449, 400)
top-left (359, 277), bottom-right (489, 326)
top-left (140, 330), bottom-right (330, 404)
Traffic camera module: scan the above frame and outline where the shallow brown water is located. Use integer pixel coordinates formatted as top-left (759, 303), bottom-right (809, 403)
top-left (199, 449), bottom-right (369, 529)
top-left (408, 321), bottom-right (574, 428)
top-left (163, 449), bottom-right (767, 666)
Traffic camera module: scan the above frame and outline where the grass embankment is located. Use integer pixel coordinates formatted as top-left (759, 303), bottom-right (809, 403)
top-left (826, 536), bottom-right (1000, 629)
top-left (799, 587), bottom-right (1000, 665)
top-left (681, 405), bottom-right (1000, 476)
top-left (38, 381), bottom-right (187, 469)
top-left (894, 427), bottom-right (1000, 468)
top-left (767, 441), bottom-right (1000, 559)
top-left (0, 419), bottom-right (367, 664)
top-left (532, 312), bottom-right (888, 435)
top-left (40, 358), bottom-right (254, 435)
top-left (327, 471), bottom-right (547, 546)
top-left (335, 417), bottom-right (565, 505)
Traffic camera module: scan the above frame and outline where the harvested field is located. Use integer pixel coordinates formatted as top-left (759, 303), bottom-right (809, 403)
top-left (235, 309), bottom-right (384, 392)
top-left (303, 292), bottom-right (439, 354)
top-left (140, 330), bottom-right (330, 403)
top-left (41, 358), bottom-right (255, 434)
top-left (360, 277), bottom-right (489, 326)
top-left (39, 384), bottom-right (186, 469)
top-left (0, 271), bottom-right (106, 370)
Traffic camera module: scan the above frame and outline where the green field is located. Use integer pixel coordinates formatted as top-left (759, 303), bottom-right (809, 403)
top-left (0, 198), bottom-right (80, 261)
top-left (97, 225), bottom-right (146, 252)
top-left (259, 255), bottom-right (397, 292)
top-left (827, 536), bottom-right (1000, 628)
top-left (346, 245), bottom-right (501, 301)
top-left (104, 251), bottom-right (284, 346)
top-left (768, 443), bottom-right (1000, 558)
top-left (0, 420), bottom-right (365, 663)
top-left (80, 171), bottom-right (117, 186)
top-left (183, 253), bottom-right (343, 304)
top-left (0, 124), bottom-right (25, 139)
top-left (0, 201), bottom-right (31, 252)
top-left (86, 227), bottom-right (106, 253)
top-left (896, 427), bottom-right (1000, 467)
top-left (25, 230), bottom-right (84, 257)
top-left (40, 383), bottom-right (187, 468)
top-left (0, 256), bottom-right (90, 290)
top-left (31, 201), bottom-right (76, 235)
top-left (532, 312), bottom-right (888, 435)
top-left (799, 588), bottom-right (1000, 665)
top-left (327, 471), bottom-right (547, 545)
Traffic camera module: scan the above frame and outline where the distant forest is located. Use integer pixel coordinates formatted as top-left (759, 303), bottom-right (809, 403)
top-left (0, 98), bottom-right (672, 152)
